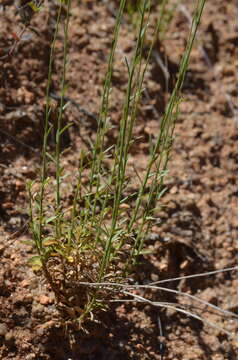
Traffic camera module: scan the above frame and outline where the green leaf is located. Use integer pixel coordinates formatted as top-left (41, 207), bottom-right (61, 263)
top-left (62, 102), bottom-right (70, 111)
top-left (157, 187), bottom-right (168, 199)
top-left (138, 249), bottom-right (153, 255)
top-left (125, 56), bottom-right (130, 75)
top-left (21, 239), bottom-right (35, 246)
top-left (42, 237), bottom-right (58, 246)
top-left (28, 1), bottom-right (41, 12)
top-left (46, 152), bottom-right (56, 163)
top-left (27, 255), bottom-right (42, 271)
top-left (45, 215), bottom-right (58, 224)
top-left (59, 122), bottom-right (73, 136)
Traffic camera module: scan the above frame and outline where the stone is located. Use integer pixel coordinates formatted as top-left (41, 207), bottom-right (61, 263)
top-left (0, 323), bottom-right (8, 336)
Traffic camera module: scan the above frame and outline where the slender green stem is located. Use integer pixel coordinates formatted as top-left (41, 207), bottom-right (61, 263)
top-left (99, 0), bottom-right (149, 278)
top-left (38, 5), bottom-right (63, 251)
top-left (55, 0), bottom-right (72, 238)
top-left (88, 0), bottom-right (127, 218)
top-left (128, 0), bottom-right (206, 237)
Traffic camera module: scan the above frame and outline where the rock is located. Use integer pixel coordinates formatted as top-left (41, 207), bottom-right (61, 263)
top-left (151, 273), bottom-right (159, 282)
top-left (32, 303), bottom-right (44, 317)
top-left (5, 330), bottom-right (14, 342)
top-left (200, 288), bottom-right (218, 305)
top-left (25, 354), bottom-right (36, 360)
top-left (0, 244), bottom-right (5, 256)
top-left (0, 323), bottom-right (8, 336)
top-left (39, 295), bottom-right (52, 305)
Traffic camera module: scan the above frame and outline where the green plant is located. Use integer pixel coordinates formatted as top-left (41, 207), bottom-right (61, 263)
top-left (125, 0), bottom-right (181, 41)
top-left (27, 0), bottom-right (208, 328)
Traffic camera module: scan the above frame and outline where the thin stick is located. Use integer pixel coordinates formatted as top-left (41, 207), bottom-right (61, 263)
top-left (149, 265), bottom-right (238, 285)
top-left (121, 290), bottom-right (238, 339)
top-left (79, 265), bottom-right (238, 319)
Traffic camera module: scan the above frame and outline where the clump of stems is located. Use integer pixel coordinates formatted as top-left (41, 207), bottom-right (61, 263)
top-left (28, 0), bottom-right (207, 324)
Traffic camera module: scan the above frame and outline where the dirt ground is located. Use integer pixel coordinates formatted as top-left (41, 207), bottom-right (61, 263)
top-left (0, 1), bottom-right (238, 359)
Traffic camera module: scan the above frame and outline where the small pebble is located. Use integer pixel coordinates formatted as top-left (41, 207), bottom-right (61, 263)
top-left (39, 294), bottom-right (52, 305)
top-left (5, 330), bottom-right (14, 342)
top-left (0, 323), bottom-right (8, 336)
